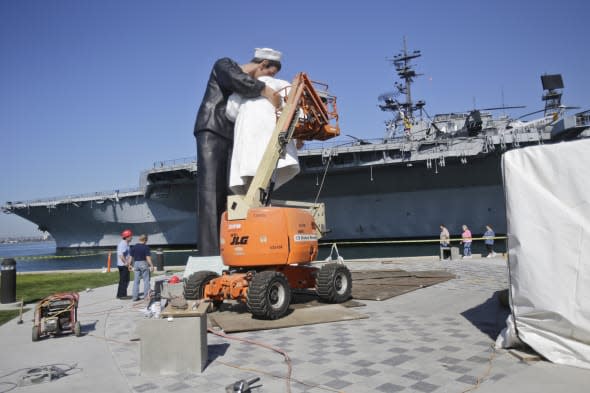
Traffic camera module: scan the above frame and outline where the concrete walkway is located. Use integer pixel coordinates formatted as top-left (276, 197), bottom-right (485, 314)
top-left (0, 256), bottom-right (588, 392)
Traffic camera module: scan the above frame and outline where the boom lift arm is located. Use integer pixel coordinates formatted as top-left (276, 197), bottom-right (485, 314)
top-left (226, 72), bottom-right (340, 223)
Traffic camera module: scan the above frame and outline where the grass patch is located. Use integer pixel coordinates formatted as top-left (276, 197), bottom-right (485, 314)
top-left (0, 271), bottom-right (122, 326)
top-left (0, 269), bottom-right (181, 326)
top-left (14, 272), bottom-right (122, 304)
top-left (0, 309), bottom-right (22, 325)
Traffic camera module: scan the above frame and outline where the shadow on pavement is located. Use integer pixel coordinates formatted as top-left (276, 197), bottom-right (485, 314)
top-left (207, 342), bottom-right (230, 365)
top-left (461, 290), bottom-right (510, 340)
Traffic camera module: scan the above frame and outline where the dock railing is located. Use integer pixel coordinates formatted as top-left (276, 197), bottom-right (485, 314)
top-left (3, 186), bottom-right (143, 208)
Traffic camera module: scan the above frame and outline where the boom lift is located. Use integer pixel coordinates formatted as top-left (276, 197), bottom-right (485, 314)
top-left (184, 73), bottom-right (352, 319)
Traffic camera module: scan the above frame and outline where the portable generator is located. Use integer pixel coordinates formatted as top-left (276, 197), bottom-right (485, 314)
top-left (32, 292), bottom-right (81, 341)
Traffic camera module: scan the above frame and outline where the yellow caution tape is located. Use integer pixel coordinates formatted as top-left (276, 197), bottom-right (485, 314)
top-left (6, 237), bottom-right (507, 260)
top-left (11, 252), bottom-right (108, 261)
top-left (154, 249), bottom-right (198, 253)
top-left (319, 236), bottom-right (507, 246)
top-left (6, 249), bottom-right (198, 261)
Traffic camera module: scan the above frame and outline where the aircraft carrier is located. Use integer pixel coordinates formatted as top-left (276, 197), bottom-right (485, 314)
top-left (3, 44), bottom-right (590, 249)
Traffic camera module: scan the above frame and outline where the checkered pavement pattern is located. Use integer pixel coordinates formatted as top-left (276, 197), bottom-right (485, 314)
top-left (103, 256), bottom-right (531, 393)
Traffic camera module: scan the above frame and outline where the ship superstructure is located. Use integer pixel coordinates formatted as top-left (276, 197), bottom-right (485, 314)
top-left (3, 44), bottom-right (589, 249)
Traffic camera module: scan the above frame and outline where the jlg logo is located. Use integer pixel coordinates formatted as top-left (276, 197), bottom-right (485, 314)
top-left (230, 235), bottom-right (249, 245)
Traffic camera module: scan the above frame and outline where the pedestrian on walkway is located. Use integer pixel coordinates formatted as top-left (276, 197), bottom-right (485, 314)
top-left (439, 224), bottom-right (451, 260)
top-left (461, 225), bottom-right (472, 258)
top-left (116, 229), bottom-right (133, 299)
top-left (130, 234), bottom-right (154, 301)
top-left (483, 224), bottom-right (497, 257)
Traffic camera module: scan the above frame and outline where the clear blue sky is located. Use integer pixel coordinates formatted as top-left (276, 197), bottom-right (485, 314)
top-left (1, 0), bottom-right (588, 237)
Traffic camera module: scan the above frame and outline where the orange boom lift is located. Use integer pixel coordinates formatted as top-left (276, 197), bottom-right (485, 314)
top-left (184, 73), bottom-right (352, 319)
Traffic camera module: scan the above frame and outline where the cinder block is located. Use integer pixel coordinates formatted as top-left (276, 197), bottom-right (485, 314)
top-left (451, 247), bottom-right (460, 260)
top-left (161, 282), bottom-right (184, 299)
top-left (137, 316), bottom-right (208, 375)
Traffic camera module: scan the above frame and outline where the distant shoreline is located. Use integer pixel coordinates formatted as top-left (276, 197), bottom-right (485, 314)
top-left (0, 238), bottom-right (54, 245)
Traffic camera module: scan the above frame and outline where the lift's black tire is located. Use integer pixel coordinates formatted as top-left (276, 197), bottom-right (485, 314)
top-left (316, 263), bottom-right (352, 303)
top-left (184, 271), bottom-right (219, 300)
top-left (247, 271), bottom-right (291, 320)
top-left (74, 321), bottom-right (82, 337)
top-left (32, 326), bottom-right (39, 342)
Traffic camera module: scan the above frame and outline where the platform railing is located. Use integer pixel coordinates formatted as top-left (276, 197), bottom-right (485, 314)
top-left (3, 187), bottom-right (142, 208)
top-left (151, 156), bottom-right (196, 169)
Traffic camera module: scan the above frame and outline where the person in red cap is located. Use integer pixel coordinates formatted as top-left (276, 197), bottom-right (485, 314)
top-left (193, 47), bottom-right (283, 256)
top-left (116, 229), bottom-right (133, 298)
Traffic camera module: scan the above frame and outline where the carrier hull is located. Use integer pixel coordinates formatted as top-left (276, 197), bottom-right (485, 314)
top-left (0, 148), bottom-right (514, 249)
top-left (4, 51), bottom-right (589, 249)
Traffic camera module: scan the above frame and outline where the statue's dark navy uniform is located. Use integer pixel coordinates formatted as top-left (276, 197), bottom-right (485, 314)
top-left (194, 58), bottom-right (266, 256)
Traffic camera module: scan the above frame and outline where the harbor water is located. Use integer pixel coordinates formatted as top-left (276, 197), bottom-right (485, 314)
top-left (0, 238), bottom-right (506, 272)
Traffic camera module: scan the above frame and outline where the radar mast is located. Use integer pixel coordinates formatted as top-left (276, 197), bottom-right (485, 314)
top-left (379, 38), bottom-right (426, 137)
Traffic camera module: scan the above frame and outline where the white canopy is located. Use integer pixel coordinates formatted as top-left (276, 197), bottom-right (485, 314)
top-left (499, 139), bottom-right (590, 369)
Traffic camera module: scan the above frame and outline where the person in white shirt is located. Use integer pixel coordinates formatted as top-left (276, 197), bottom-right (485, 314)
top-left (439, 224), bottom-right (450, 260)
top-left (116, 229), bottom-right (133, 299)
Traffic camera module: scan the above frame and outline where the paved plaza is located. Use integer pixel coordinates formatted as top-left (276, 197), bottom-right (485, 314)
top-left (0, 255), bottom-right (588, 392)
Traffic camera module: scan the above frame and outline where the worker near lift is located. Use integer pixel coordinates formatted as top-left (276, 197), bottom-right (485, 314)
top-left (116, 229), bottom-right (133, 299)
top-left (193, 47), bottom-right (283, 256)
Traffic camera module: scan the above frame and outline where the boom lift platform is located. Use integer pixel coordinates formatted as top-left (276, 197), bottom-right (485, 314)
top-left (184, 73), bottom-right (352, 319)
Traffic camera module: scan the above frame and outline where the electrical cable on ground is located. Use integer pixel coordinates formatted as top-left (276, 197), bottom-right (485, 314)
top-left (90, 303), bottom-right (343, 392)
top-left (214, 360), bottom-right (344, 393)
top-left (0, 363), bottom-right (80, 392)
top-left (208, 328), bottom-right (294, 393)
top-left (461, 344), bottom-right (499, 393)
top-left (87, 333), bottom-right (139, 346)
top-left (0, 381), bottom-right (16, 393)
top-left (78, 305), bottom-right (124, 316)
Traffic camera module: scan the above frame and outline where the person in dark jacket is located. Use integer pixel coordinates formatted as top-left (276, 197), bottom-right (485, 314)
top-left (130, 234), bottom-right (154, 301)
top-left (194, 48), bottom-right (283, 256)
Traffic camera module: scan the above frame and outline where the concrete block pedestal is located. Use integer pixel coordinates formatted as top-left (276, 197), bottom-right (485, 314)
top-left (137, 315), bottom-right (208, 375)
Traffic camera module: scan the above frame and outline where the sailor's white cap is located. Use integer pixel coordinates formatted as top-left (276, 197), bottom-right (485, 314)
top-left (254, 47), bottom-right (282, 62)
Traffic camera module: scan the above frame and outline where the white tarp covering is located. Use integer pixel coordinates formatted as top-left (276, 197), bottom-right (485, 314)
top-left (499, 139), bottom-right (590, 369)
top-left (226, 76), bottom-right (299, 193)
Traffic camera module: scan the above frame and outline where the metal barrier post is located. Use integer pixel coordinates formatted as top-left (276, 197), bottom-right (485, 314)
top-left (1, 258), bottom-right (17, 304)
top-left (156, 249), bottom-right (164, 271)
